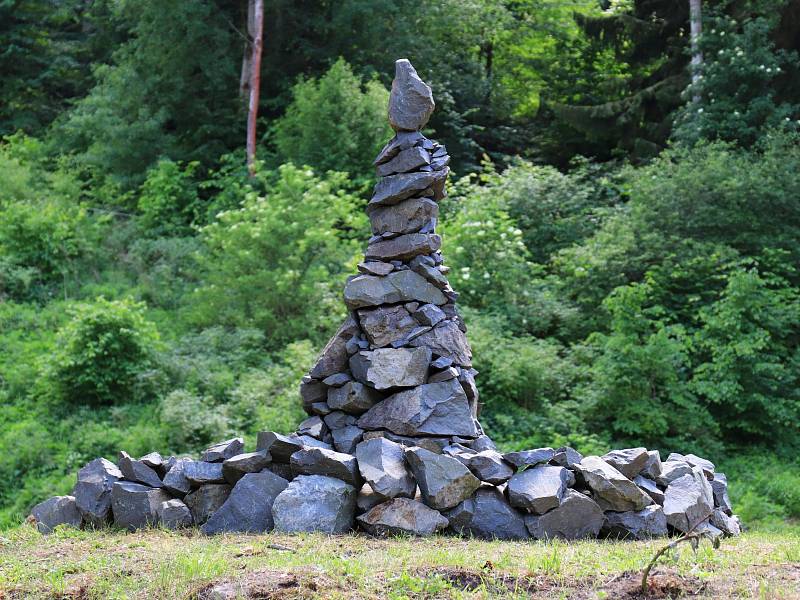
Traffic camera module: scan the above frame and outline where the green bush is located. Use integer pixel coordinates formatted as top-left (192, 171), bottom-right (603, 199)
top-left (47, 297), bottom-right (160, 406)
top-left (137, 159), bottom-right (201, 236)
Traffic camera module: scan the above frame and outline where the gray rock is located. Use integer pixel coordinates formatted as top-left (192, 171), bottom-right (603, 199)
top-left (266, 462), bottom-right (294, 481)
top-left (408, 320), bottom-right (472, 367)
top-left (444, 446), bottom-right (513, 485)
top-left (297, 415), bottom-right (327, 438)
top-left (711, 473), bottom-right (733, 514)
top-left (222, 451), bottom-right (271, 485)
top-left (349, 347), bottom-right (431, 390)
top-left (696, 520), bottom-right (724, 541)
top-left (356, 438), bottom-right (416, 499)
top-left (30, 496), bottom-right (81, 534)
top-left (295, 435), bottom-right (332, 451)
top-left (362, 430), bottom-right (450, 454)
top-left (118, 451), bottom-right (163, 488)
top-left (405, 446), bottom-right (480, 510)
top-left (376, 146), bottom-right (431, 177)
top-left (641, 450), bottom-right (663, 479)
top-left (162, 457), bottom-right (193, 496)
top-left (300, 377), bottom-right (327, 410)
top-left (358, 498), bottom-right (447, 537)
top-left (290, 447), bottom-right (361, 486)
top-left (357, 305), bottom-right (418, 348)
top-left (634, 475), bottom-right (665, 505)
top-left (157, 499), bottom-right (193, 530)
top-left (470, 435), bottom-right (498, 452)
top-left (368, 197), bottom-right (438, 236)
top-left (73, 458), bottom-right (123, 527)
top-left (201, 438), bottom-right (244, 463)
top-left (184, 461), bottom-right (226, 485)
top-left (374, 131), bottom-right (424, 165)
top-left (657, 460), bottom-right (694, 487)
top-left (428, 367), bottom-right (458, 383)
top-left (369, 169), bottom-right (447, 208)
top-left (507, 465), bottom-right (571, 514)
top-left (139, 452), bottom-right (164, 472)
top-left (309, 315), bottom-right (360, 379)
top-left (111, 482), bottom-right (170, 531)
top-left (324, 411), bottom-right (356, 430)
top-left (310, 401), bottom-right (332, 416)
top-left (503, 447), bottom-right (555, 469)
top-left (357, 483), bottom-right (387, 513)
top-left (201, 471), bottom-right (289, 535)
top-left (323, 372), bottom-right (351, 387)
top-left (256, 432), bottom-right (304, 462)
top-left (358, 379), bottom-right (477, 437)
top-left (409, 260), bottom-right (449, 289)
top-left (663, 467), bottom-right (714, 533)
top-left (446, 488), bottom-right (528, 540)
top-left (711, 508), bottom-right (740, 536)
top-left (601, 447), bottom-right (650, 479)
top-left (184, 484), bottom-right (231, 525)
top-left (388, 59), bottom-right (435, 131)
top-left (358, 261), bottom-right (394, 276)
top-left (327, 381), bottom-right (383, 414)
top-left (273, 475), bottom-right (356, 534)
top-left (603, 505), bottom-right (668, 540)
top-left (525, 490), bottom-right (604, 540)
top-left (576, 456), bottom-right (653, 512)
top-left (365, 233), bottom-right (441, 263)
top-left (344, 270), bottom-right (447, 310)
top-left (668, 453), bottom-right (715, 479)
top-left (551, 447), bottom-right (583, 469)
top-left (413, 304), bottom-right (446, 327)
top-left (331, 425), bottom-right (364, 454)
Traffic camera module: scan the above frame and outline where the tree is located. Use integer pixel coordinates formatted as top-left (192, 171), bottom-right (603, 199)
top-left (245, 0), bottom-right (264, 176)
top-left (689, 0), bottom-right (704, 103)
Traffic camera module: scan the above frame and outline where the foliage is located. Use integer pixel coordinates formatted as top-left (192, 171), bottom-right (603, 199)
top-left (47, 298), bottom-right (160, 406)
top-left (137, 159), bottom-right (201, 236)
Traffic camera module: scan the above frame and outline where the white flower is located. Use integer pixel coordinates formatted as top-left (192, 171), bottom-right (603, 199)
top-left (483, 272), bottom-right (490, 279)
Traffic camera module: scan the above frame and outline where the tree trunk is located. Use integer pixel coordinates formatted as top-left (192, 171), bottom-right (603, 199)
top-left (239, 0), bottom-right (255, 103)
top-left (246, 0), bottom-right (264, 176)
top-left (689, 0), bottom-right (703, 103)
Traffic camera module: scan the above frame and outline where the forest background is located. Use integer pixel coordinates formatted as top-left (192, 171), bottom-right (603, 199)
top-left (1, 0), bottom-right (799, 530)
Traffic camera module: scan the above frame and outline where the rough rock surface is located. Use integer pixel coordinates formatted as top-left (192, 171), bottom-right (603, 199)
top-left (388, 59), bottom-right (435, 131)
top-left (663, 468), bottom-right (714, 533)
top-left (162, 458), bottom-right (193, 496)
top-left (357, 305), bottom-right (418, 347)
top-left (408, 320), bottom-right (472, 367)
top-left (447, 488), bottom-right (529, 540)
top-left (30, 496), bottom-right (82, 534)
top-left (576, 456), bottom-right (652, 512)
top-left (290, 447), bottom-right (361, 486)
top-left (184, 484), bottom-right (231, 525)
top-left (368, 197), bottom-right (438, 236)
top-left (356, 438), bottom-right (416, 499)
top-left (357, 498), bottom-right (448, 536)
top-left (344, 271), bottom-right (447, 310)
top-left (157, 499), bottom-right (193, 530)
top-left (445, 447), bottom-right (514, 485)
top-left (111, 482), bottom-right (170, 531)
top-left (525, 490), bottom-right (605, 540)
top-left (222, 451), bottom-right (271, 485)
top-left (327, 381), bottom-right (382, 414)
top-left (602, 505), bottom-right (668, 540)
top-left (507, 465), bottom-right (571, 514)
top-left (73, 458), bottom-right (122, 527)
top-left (406, 447), bottom-right (480, 510)
top-left (201, 438), bottom-right (244, 463)
top-left (118, 451), bottom-right (163, 488)
top-left (365, 233), bottom-right (441, 262)
top-left (504, 447), bottom-right (555, 469)
top-left (183, 461), bottom-right (226, 485)
top-left (202, 471), bottom-right (288, 535)
top-left (349, 347), bottom-right (431, 390)
top-left (601, 447), bottom-right (649, 479)
top-left (657, 461), bottom-right (694, 487)
top-left (272, 475), bottom-right (356, 534)
top-left (634, 475), bottom-right (665, 505)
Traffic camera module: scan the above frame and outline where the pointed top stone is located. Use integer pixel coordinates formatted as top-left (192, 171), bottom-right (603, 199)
top-left (388, 59), bottom-right (435, 132)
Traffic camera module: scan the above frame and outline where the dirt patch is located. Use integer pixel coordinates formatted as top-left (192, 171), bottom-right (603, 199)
top-left (191, 569), bottom-right (337, 600)
top-left (423, 566), bottom-right (562, 595)
top-left (602, 568), bottom-right (706, 598)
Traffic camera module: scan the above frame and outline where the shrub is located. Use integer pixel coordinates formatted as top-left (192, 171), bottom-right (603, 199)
top-left (47, 298), bottom-right (160, 406)
top-left (137, 159), bottom-right (201, 236)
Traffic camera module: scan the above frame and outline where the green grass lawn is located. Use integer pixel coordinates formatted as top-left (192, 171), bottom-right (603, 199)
top-left (1, 525), bottom-right (798, 599)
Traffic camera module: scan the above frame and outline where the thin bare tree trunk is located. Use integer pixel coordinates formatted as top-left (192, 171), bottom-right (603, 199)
top-left (689, 0), bottom-right (703, 103)
top-left (246, 0), bottom-right (264, 176)
top-left (240, 0), bottom-right (255, 103)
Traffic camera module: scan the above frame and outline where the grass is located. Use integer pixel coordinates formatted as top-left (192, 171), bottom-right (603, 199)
top-left (0, 525), bottom-right (798, 599)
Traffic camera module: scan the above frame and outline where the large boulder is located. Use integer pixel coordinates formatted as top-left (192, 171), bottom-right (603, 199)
top-left (162, 457), bottom-right (193, 496)
top-left (111, 482), bottom-right (170, 531)
top-left (73, 458), bottom-right (123, 527)
top-left (356, 438), bottom-right (416, 499)
top-left (576, 456), bottom-right (653, 512)
top-left (343, 271), bottom-right (446, 310)
top-left (408, 320), bottom-right (472, 367)
top-left (290, 447), bottom-right (362, 487)
top-left (156, 499), bottom-right (193, 530)
top-left (446, 488), bottom-right (529, 540)
top-left (358, 379), bottom-right (477, 437)
top-left (601, 448), bottom-right (649, 479)
top-left (183, 461), bottom-right (226, 485)
top-left (357, 498), bottom-right (448, 537)
top-left (30, 496), bottom-right (82, 534)
top-left (525, 490), bottom-right (604, 540)
top-left (663, 467), bottom-right (714, 533)
top-left (357, 305), bottom-right (419, 348)
top-left (272, 475), bottom-right (356, 534)
top-left (365, 233), bottom-right (441, 262)
top-left (201, 438), bottom-right (244, 463)
top-left (327, 381), bottom-right (383, 414)
top-left (368, 197), bottom-right (438, 236)
top-left (602, 505), bottom-right (668, 540)
top-left (507, 465), bottom-right (572, 514)
top-left (202, 471), bottom-right (289, 535)
top-left (503, 448), bottom-right (555, 470)
top-left (308, 315), bottom-right (360, 379)
top-left (388, 59), bottom-right (435, 132)
top-left (349, 347), bottom-right (431, 390)
top-left (118, 451), bottom-right (163, 488)
top-left (405, 446), bottom-right (480, 510)
top-left (184, 484), bottom-right (231, 525)
top-left (222, 451), bottom-right (271, 485)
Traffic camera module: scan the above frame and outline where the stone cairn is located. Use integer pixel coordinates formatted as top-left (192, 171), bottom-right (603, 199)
top-left (30, 60), bottom-right (741, 542)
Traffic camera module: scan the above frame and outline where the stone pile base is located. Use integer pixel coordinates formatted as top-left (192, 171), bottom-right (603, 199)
top-left (30, 432), bottom-right (740, 542)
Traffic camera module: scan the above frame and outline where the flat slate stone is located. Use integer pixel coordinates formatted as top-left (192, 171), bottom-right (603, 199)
top-left (405, 446), bottom-right (480, 510)
top-left (525, 490), bottom-right (604, 540)
top-left (327, 381), bottom-right (383, 414)
top-left (365, 233), bottom-right (441, 262)
top-left (349, 347), bottom-right (431, 390)
top-left (368, 169), bottom-right (447, 208)
top-left (602, 505), bottom-right (668, 540)
top-left (222, 451), bottom-right (271, 485)
top-left (111, 482), bottom-right (170, 531)
top-left (576, 456), bottom-right (653, 512)
top-left (374, 131), bottom-right (424, 166)
top-left (601, 447), bottom-right (649, 479)
top-left (73, 458), bottom-right (122, 527)
top-left (162, 457), bottom-right (193, 496)
top-left (663, 467), bottom-right (714, 533)
top-left (357, 305), bottom-right (418, 348)
top-left (157, 499), bottom-right (193, 530)
top-left (202, 471), bottom-right (289, 535)
top-left (358, 498), bottom-right (448, 537)
top-left (184, 484), bottom-right (232, 525)
top-left (358, 379), bottom-right (477, 438)
top-left (309, 315), bottom-right (360, 379)
top-left (201, 438), bottom-right (244, 463)
top-left (376, 146), bottom-right (431, 177)
top-left (30, 496), bottom-right (81, 534)
top-left (507, 465), bottom-right (571, 514)
top-left (361, 430), bottom-right (450, 454)
top-left (358, 261), bottom-right (394, 276)
top-left (356, 438), bottom-right (416, 499)
top-left (272, 475), bottom-right (356, 534)
top-left (290, 447), bottom-right (362, 486)
top-left (503, 447), bottom-right (555, 469)
top-left (408, 320), bottom-right (472, 367)
top-left (344, 270), bottom-right (447, 310)
top-left (368, 197), bottom-right (439, 236)
top-left (118, 451), bottom-right (163, 488)
top-left (388, 59), bottom-right (435, 132)
top-left (447, 488), bottom-right (529, 540)
top-left (184, 461), bottom-right (226, 485)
